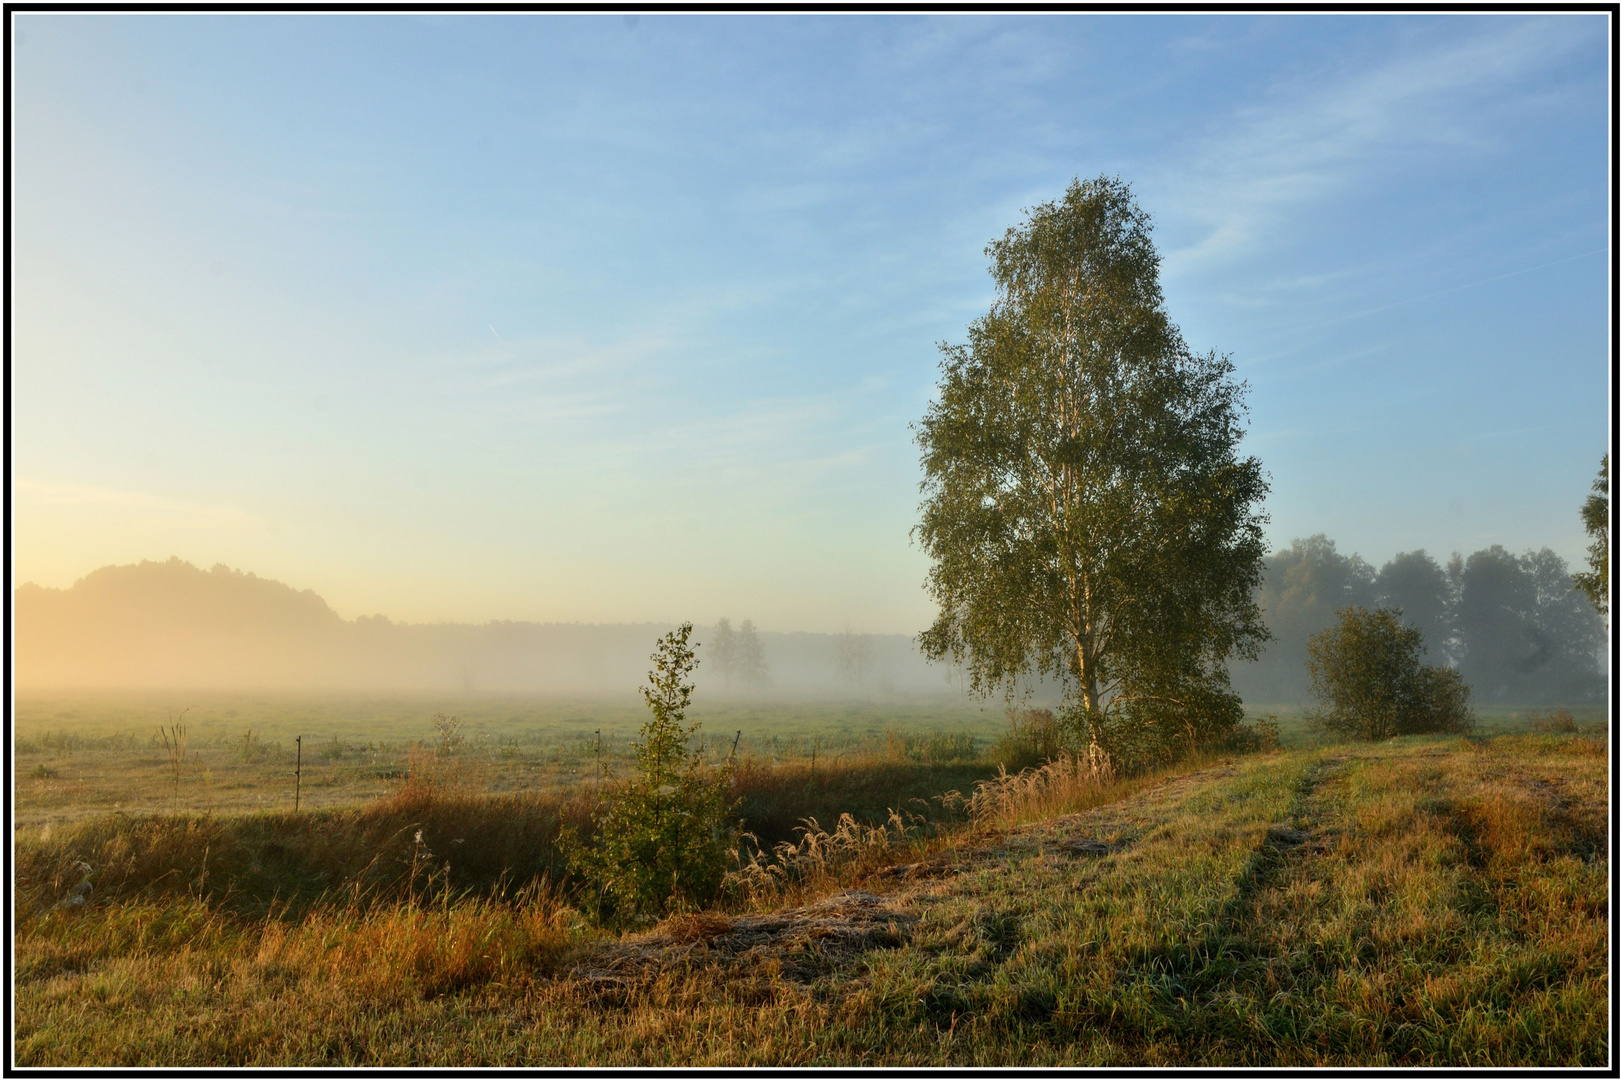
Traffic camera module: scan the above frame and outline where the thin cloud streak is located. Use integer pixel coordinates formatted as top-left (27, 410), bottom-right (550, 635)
top-left (1156, 18), bottom-right (1591, 276)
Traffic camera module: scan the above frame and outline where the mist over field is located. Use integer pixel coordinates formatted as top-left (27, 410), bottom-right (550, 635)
top-left (15, 545), bottom-right (1604, 706)
top-left (12, 558), bottom-right (959, 697)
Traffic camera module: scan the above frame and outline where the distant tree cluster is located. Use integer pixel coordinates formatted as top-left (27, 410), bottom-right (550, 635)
top-left (834, 625), bottom-right (874, 692)
top-left (1232, 535), bottom-right (1606, 705)
top-left (708, 617), bottom-right (769, 693)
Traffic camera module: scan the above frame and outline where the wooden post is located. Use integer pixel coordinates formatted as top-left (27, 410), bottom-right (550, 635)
top-left (730, 729), bottom-right (742, 762)
top-left (295, 735), bottom-right (302, 812)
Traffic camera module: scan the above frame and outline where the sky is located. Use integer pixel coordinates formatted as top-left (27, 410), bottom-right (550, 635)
top-left (10, 13), bottom-right (1611, 634)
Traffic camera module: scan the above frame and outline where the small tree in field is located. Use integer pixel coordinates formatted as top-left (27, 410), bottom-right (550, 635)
top-left (1307, 606), bottom-right (1473, 741)
top-left (567, 623), bottom-right (736, 925)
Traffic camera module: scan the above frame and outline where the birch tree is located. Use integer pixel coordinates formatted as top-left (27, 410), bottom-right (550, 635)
top-left (914, 176), bottom-right (1269, 761)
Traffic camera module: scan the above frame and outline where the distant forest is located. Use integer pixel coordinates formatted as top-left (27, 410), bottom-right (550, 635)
top-left (1229, 535), bottom-right (1606, 706)
top-left (14, 545), bottom-right (1607, 705)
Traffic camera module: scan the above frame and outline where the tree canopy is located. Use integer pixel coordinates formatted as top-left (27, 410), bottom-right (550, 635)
top-left (1573, 454), bottom-right (1608, 617)
top-left (1307, 606), bottom-right (1473, 741)
top-left (914, 176), bottom-right (1269, 763)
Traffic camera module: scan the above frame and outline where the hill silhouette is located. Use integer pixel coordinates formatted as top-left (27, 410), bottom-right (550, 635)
top-left (13, 558), bottom-right (951, 695)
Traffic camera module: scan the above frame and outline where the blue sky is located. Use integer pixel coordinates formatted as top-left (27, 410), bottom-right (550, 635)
top-left (11, 13), bottom-right (1611, 632)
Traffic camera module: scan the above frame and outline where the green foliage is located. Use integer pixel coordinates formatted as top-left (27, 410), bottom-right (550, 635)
top-left (1572, 453), bottom-right (1608, 616)
top-left (1454, 545), bottom-right (1604, 703)
top-left (914, 175), bottom-right (1269, 765)
top-left (566, 624), bottom-right (737, 925)
top-left (1226, 714), bottom-right (1280, 753)
top-left (992, 707), bottom-right (1065, 769)
top-left (1307, 607), bottom-right (1474, 740)
top-left (431, 713), bottom-right (465, 756)
top-left (1238, 538), bottom-right (1606, 707)
top-left (238, 728), bottom-right (270, 764)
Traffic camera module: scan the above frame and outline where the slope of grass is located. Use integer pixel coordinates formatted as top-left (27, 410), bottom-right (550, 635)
top-left (13, 732), bottom-right (1607, 1066)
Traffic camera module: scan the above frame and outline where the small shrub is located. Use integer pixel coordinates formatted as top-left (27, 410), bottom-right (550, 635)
top-left (1228, 714), bottom-right (1280, 754)
top-left (317, 736), bottom-right (348, 762)
top-left (993, 707), bottom-right (1065, 768)
top-left (432, 713), bottom-right (465, 757)
top-left (238, 728), bottom-right (270, 764)
top-left (564, 623), bottom-right (737, 926)
top-left (1528, 707), bottom-right (1579, 734)
top-left (29, 764), bottom-right (59, 780)
top-left (1307, 606), bottom-right (1474, 740)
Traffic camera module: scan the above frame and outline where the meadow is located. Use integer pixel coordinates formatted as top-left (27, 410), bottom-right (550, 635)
top-left (11, 693), bottom-right (1610, 1066)
top-left (12, 693), bottom-right (1012, 833)
top-left (13, 693), bottom-right (1603, 832)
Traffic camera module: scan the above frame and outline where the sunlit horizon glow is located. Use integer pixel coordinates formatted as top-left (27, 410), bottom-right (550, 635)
top-left (11, 13), bottom-right (1610, 633)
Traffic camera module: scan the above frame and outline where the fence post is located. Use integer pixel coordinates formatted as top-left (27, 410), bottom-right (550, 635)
top-left (295, 735), bottom-right (302, 813)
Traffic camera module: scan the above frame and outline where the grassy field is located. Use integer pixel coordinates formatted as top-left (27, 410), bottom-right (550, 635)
top-left (12, 712), bottom-right (1609, 1066)
top-left (14, 692), bottom-right (1603, 832)
top-left (12, 692), bottom-right (1010, 832)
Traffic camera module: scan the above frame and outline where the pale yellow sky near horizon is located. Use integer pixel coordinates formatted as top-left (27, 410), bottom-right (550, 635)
top-left (12, 478), bottom-right (934, 632)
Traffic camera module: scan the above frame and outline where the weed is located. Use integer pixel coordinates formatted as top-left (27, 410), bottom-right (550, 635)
top-left (157, 710), bottom-right (193, 803)
top-left (238, 728), bottom-right (270, 764)
top-left (1528, 707), bottom-right (1579, 734)
top-left (432, 713), bottom-right (465, 756)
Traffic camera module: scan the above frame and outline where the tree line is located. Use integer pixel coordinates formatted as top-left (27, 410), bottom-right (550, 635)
top-left (1231, 536), bottom-right (1606, 706)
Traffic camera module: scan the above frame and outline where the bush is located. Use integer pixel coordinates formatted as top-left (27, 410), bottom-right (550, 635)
top-left (564, 623), bottom-right (737, 926)
top-left (1307, 606), bottom-right (1474, 740)
top-left (1529, 707), bottom-right (1579, 734)
top-left (992, 707), bottom-right (1065, 769)
top-left (1227, 714), bottom-right (1280, 754)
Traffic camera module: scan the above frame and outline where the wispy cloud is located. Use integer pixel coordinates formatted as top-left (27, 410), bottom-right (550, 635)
top-left (1157, 18), bottom-right (1592, 276)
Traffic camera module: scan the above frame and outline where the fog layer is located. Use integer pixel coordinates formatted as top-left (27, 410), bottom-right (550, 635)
top-left (16, 545), bottom-right (1606, 706)
top-left (13, 559), bottom-right (959, 697)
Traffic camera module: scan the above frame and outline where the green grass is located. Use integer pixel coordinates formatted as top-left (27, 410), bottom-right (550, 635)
top-left (1244, 703), bottom-right (1608, 750)
top-left (12, 692), bottom-right (1009, 833)
top-left (13, 729), bottom-right (1607, 1066)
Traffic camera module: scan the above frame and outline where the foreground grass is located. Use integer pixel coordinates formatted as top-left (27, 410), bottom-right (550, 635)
top-left (14, 733), bottom-right (1607, 1066)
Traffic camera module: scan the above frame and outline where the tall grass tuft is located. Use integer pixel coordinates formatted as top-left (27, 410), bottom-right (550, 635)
top-left (1528, 707), bottom-right (1579, 733)
top-left (958, 744), bottom-right (1116, 830)
top-left (726, 808), bottom-right (934, 906)
top-left (14, 786), bottom-right (599, 920)
top-left (253, 878), bottom-right (576, 999)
